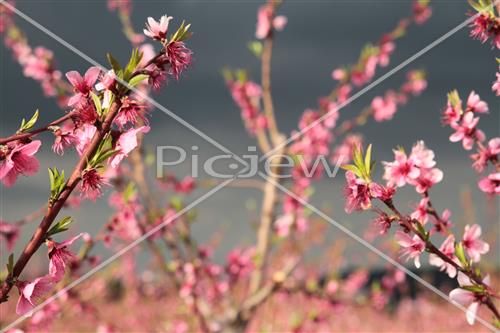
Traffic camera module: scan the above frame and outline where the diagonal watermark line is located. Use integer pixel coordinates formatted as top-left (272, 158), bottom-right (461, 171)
top-left (0, 0), bottom-right (250, 171)
top-left (260, 2), bottom-right (497, 161)
top-left (0, 177), bottom-right (234, 332)
top-left (257, 171), bottom-right (499, 332)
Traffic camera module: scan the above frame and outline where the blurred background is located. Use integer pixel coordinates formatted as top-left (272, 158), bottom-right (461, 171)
top-left (1, 0), bottom-right (498, 274)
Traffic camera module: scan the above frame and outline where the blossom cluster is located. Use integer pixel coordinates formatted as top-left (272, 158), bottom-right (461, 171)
top-left (342, 143), bottom-right (495, 325)
top-left (443, 90), bottom-right (499, 195)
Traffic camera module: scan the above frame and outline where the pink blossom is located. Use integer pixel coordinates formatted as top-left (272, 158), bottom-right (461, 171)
top-left (95, 69), bottom-right (116, 91)
top-left (478, 172), bottom-right (500, 195)
top-left (412, 167), bottom-right (443, 193)
top-left (47, 233), bottom-right (85, 282)
top-left (442, 100), bottom-right (462, 125)
top-left (369, 182), bottom-right (395, 202)
top-left (174, 176), bottom-right (195, 194)
top-left (395, 231), bottom-right (425, 268)
top-left (143, 15), bottom-right (172, 41)
top-left (109, 126), bottom-right (150, 168)
top-left (492, 67), bottom-right (500, 96)
top-left (371, 91), bottom-right (397, 122)
top-left (74, 123), bottom-right (97, 156)
top-left (15, 276), bottom-right (53, 316)
top-left (166, 41), bottom-right (192, 80)
top-left (410, 197), bottom-right (429, 224)
top-left (383, 150), bottom-right (420, 187)
top-left (431, 209), bottom-right (453, 235)
top-left (344, 171), bottom-right (372, 213)
top-left (80, 168), bottom-right (108, 200)
top-left (52, 128), bottom-right (77, 155)
top-left (372, 211), bottom-right (393, 235)
top-left (228, 79), bottom-right (266, 135)
top-left (114, 97), bottom-right (149, 129)
top-left (0, 140), bottom-right (41, 187)
top-left (410, 140), bottom-right (436, 169)
top-left (470, 137), bottom-right (500, 172)
top-left (275, 214), bottom-right (293, 237)
top-left (0, 221), bottom-right (20, 251)
top-left (429, 235), bottom-right (458, 278)
top-left (402, 70), bottom-right (427, 96)
top-left (66, 67), bottom-right (100, 107)
top-left (469, 14), bottom-right (491, 44)
top-left (462, 224), bottom-right (489, 263)
top-left (449, 112), bottom-right (484, 150)
top-left (412, 1), bottom-right (432, 24)
top-left (466, 91), bottom-right (488, 113)
top-left (449, 272), bottom-right (490, 325)
top-left (255, 4), bottom-right (287, 39)
top-left (331, 134), bottom-right (363, 164)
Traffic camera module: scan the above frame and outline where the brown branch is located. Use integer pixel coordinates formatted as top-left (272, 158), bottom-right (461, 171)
top-left (0, 111), bottom-right (76, 145)
top-left (0, 101), bottom-right (121, 303)
top-left (382, 199), bottom-right (500, 321)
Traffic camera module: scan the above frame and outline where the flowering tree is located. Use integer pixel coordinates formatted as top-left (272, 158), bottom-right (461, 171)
top-left (0, 0), bottom-right (498, 332)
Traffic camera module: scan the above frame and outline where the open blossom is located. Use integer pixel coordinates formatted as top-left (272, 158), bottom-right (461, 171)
top-left (255, 4), bottom-right (287, 39)
top-left (410, 197), bottom-right (429, 224)
top-left (469, 13), bottom-right (499, 49)
top-left (144, 15), bottom-right (172, 41)
top-left (109, 126), bottom-right (150, 168)
top-left (80, 168), bottom-right (108, 200)
top-left (74, 123), bottom-right (97, 156)
top-left (431, 209), bottom-right (453, 235)
top-left (412, 167), bottom-right (443, 193)
top-left (470, 137), bottom-right (500, 172)
top-left (371, 91), bottom-right (397, 122)
top-left (15, 276), bottom-right (53, 316)
top-left (462, 224), bottom-right (489, 263)
top-left (449, 272), bottom-right (490, 325)
top-left (114, 97), bottom-right (149, 129)
top-left (344, 171), bottom-right (372, 213)
top-left (166, 41), bottom-right (192, 80)
top-left (466, 91), bottom-right (488, 113)
top-left (47, 233), bottom-right (85, 282)
top-left (478, 172), bottom-right (500, 195)
top-left (0, 140), bottom-right (41, 187)
top-left (449, 112), bottom-right (485, 150)
top-left (66, 67), bottom-right (100, 107)
top-left (395, 231), bottom-right (425, 268)
top-left (442, 99), bottom-right (461, 125)
top-left (383, 149), bottom-right (419, 187)
top-left (52, 128), bottom-right (77, 155)
top-left (429, 235), bottom-right (458, 278)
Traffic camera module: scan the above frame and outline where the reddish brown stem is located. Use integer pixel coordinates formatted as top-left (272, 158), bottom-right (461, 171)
top-left (0, 111), bottom-right (76, 145)
top-left (0, 102), bottom-right (121, 303)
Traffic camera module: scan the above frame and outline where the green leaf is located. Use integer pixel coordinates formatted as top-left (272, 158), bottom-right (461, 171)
top-left (171, 20), bottom-right (192, 42)
top-left (107, 53), bottom-right (122, 73)
top-left (90, 92), bottom-right (102, 116)
top-left (170, 196), bottom-right (183, 211)
top-left (447, 90), bottom-right (461, 108)
top-left (364, 144), bottom-right (372, 175)
top-left (123, 48), bottom-right (143, 81)
top-left (128, 74), bottom-right (149, 88)
top-left (341, 164), bottom-right (362, 178)
top-left (48, 167), bottom-right (66, 203)
top-left (461, 285), bottom-right (485, 293)
top-left (17, 109), bottom-right (39, 133)
top-left (455, 243), bottom-right (468, 267)
top-left (6, 254), bottom-right (14, 275)
top-left (247, 41), bottom-right (263, 58)
top-left (47, 216), bottom-right (73, 237)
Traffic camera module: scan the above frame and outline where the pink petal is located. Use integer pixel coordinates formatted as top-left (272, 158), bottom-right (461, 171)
top-left (84, 67), bottom-right (101, 87)
top-left (449, 288), bottom-right (474, 306)
top-left (65, 70), bottom-right (83, 87)
top-left (466, 302), bottom-right (479, 325)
